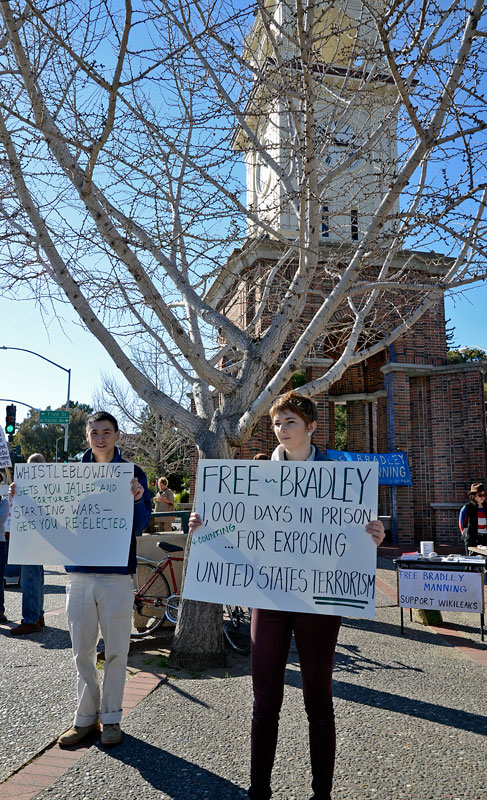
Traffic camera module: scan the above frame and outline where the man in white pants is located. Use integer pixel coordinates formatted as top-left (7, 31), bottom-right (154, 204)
top-left (58, 412), bottom-right (151, 748)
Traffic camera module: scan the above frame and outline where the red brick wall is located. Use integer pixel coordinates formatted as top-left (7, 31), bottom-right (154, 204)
top-left (408, 370), bottom-right (487, 545)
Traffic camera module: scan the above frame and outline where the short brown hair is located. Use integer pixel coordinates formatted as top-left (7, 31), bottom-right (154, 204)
top-left (269, 391), bottom-right (318, 425)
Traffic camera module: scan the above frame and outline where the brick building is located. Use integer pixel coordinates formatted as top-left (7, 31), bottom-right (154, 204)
top-left (191, 0), bottom-right (487, 549)
top-left (203, 237), bottom-right (487, 549)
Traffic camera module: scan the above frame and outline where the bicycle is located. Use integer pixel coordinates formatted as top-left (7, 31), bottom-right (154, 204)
top-left (223, 605), bottom-right (252, 654)
top-left (131, 540), bottom-right (184, 639)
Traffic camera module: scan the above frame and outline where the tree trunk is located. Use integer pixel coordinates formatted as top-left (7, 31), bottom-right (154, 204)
top-left (168, 432), bottom-right (233, 669)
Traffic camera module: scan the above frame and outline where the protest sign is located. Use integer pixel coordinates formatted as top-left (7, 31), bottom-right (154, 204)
top-left (183, 459), bottom-right (379, 618)
top-left (8, 461), bottom-right (134, 566)
top-left (0, 426), bottom-right (12, 469)
top-left (397, 568), bottom-right (484, 612)
top-left (326, 449), bottom-right (412, 486)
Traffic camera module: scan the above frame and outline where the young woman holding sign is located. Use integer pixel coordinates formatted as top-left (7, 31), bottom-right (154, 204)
top-left (189, 391), bottom-right (384, 800)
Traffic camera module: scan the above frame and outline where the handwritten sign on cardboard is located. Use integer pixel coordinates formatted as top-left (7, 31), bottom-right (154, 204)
top-left (8, 461), bottom-right (134, 566)
top-left (0, 426), bottom-right (11, 469)
top-left (183, 459), bottom-right (379, 618)
top-left (397, 568), bottom-right (484, 612)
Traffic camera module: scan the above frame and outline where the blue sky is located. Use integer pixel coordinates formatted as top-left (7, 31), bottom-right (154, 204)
top-left (1, 278), bottom-right (486, 427)
top-left (0, 295), bottom-right (127, 425)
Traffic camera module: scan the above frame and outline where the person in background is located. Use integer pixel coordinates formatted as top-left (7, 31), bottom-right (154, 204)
top-left (0, 473), bottom-right (9, 624)
top-left (11, 453), bottom-right (46, 636)
top-left (459, 482), bottom-right (487, 552)
top-left (190, 391), bottom-right (385, 800)
top-left (153, 476), bottom-right (175, 532)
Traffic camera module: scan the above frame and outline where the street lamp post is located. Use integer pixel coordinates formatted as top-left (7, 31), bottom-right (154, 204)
top-left (0, 346), bottom-right (71, 454)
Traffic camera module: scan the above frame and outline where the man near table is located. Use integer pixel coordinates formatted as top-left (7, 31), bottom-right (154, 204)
top-left (58, 411), bottom-right (151, 748)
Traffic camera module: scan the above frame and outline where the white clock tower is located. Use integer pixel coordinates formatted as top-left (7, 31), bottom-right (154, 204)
top-left (233, 0), bottom-right (399, 243)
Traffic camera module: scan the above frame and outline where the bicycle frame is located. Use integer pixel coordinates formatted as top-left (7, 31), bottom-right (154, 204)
top-left (135, 553), bottom-right (183, 606)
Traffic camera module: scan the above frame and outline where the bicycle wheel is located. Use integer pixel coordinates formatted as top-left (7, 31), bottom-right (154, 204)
top-left (131, 563), bottom-right (171, 639)
top-left (165, 593), bottom-right (180, 624)
top-left (223, 606), bottom-right (251, 654)
top-left (225, 604), bottom-right (240, 629)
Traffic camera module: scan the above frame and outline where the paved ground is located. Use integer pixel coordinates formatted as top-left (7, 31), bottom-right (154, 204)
top-left (1, 558), bottom-right (486, 800)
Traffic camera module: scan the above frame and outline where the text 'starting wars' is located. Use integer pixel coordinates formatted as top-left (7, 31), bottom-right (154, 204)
top-left (8, 462), bottom-right (134, 566)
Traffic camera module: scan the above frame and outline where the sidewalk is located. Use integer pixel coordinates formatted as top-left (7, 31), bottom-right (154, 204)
top-left (0, 559), bottom-right (486, 800)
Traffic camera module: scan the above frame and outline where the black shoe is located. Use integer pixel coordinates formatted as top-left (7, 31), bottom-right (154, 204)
top-left (0, 614), bottom-right (7, 624)
top-left (11, 620), bottom-right (41, 635)
top-left (37, 615), bottom-right (45, 628)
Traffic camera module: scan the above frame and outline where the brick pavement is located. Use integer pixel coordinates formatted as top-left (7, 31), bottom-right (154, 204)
top-left (0, 671), bottom-right (165, 800)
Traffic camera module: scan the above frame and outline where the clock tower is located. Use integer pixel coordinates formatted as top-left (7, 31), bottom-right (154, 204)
top-left (233, 0), bottom-right (399, 243)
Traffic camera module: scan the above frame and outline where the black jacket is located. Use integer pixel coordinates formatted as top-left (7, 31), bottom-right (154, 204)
top-left (460, 500), bottom-right (487, 549)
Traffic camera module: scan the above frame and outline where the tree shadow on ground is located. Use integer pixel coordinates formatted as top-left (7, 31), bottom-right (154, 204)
top-left (342, 615), bottom-right (487, 650)
top-left (0, 625), bottom-right (71, 650)
top-left (163, 678), bottom-right (211, 708)
top-left (102, 733), bottom-right (247, 799)
top-left (332, 680), bottom-right (487, 735)
top-left (38, 628), bottom-right (72, 650)
top-left (282, 667), bottom-right (486, 735)
top-left (333, 641), bottom-right (423, 675)
top-left (287, 630), bottom-right (423, 676)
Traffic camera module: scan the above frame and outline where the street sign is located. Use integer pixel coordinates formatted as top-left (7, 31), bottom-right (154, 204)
top-left (39, 410), bottom-right (70, 424)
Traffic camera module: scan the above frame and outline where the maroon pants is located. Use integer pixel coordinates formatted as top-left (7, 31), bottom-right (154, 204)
top-left (249, 608), bottom-right (341, 800)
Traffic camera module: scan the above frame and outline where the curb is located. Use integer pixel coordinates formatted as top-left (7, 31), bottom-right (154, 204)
top-left (376, 575), bottom-right (487, 667)
top-left (0, 670), bottom-right (166, 799)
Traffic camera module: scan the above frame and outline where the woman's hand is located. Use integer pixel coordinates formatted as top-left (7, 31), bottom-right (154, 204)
top-left (189, 512), bottom-right (203, 534)
top-left (365, 519), bottom-right (385, 547)
top-left (9, 482), bottom-right (16, 499)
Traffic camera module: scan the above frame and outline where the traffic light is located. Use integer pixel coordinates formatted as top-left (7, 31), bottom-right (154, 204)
top-left (5, 404), bottom-right (16, 435)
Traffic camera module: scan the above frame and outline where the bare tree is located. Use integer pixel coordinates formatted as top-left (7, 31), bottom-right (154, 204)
top-left (92, 350), bottom-right (191, 479)
top-left (1, 0), bottom-right (486, 666)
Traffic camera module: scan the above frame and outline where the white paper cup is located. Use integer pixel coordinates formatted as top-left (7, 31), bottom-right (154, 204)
top-left (420, 541), bottom-right (434, 556)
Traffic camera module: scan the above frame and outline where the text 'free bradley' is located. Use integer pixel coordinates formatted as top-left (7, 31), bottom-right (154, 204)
top-left (201, 464), bottom-right (373, 505)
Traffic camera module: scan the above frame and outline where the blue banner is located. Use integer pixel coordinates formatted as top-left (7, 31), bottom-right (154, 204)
top-left (325, 449), bottom-right (412, 486)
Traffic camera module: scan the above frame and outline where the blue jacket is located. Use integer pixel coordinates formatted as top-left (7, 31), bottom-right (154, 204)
top-left (66, 446), bottom-right (152, 575)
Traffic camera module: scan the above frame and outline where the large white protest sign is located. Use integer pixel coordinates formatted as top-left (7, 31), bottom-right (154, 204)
top-left (8, 461), bottom-right (134, 566)
top-left (184, 459), bottom-right (379, 619)
top-left (397, 568), bottom-right (484, 612)
top-left (0, 426), bottom-right (12, 469)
